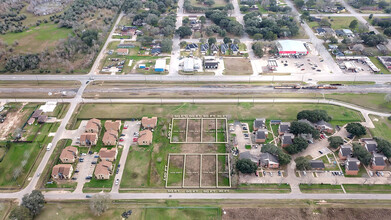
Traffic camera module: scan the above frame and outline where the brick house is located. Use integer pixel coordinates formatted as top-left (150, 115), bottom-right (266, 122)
top-left (281, 133), bottom-right (294, 148)
top-left (339, 144), bottom-right (352, 160)
top-left (102, 130), bottom-right (118, 146)
top-left (52, 164), bottom-right (73, 180)
top-left (371, 153), bottom-right (386, 170)
top-left (94, 161), bottom-right (112, 180)
top-left (99, 148), bottom-right (118, 162)
top-left (310, 160), bottom-right (325, 170)
top-left (255, 130), bottom-right (267, 144)
top-left (85, 118), bottom-right (101, 133)
top-left (141, 117), bottom-right (157, 129)
top-left (314, 120), bottom-right (333, 133)
top-left (278, 122), bottom-right (291, 135)
top-left (80, 133), bottom-right (98, 146)
top-left (260, 153), bottom-right (279, 168)
top-left (138, 129), bottom-right (153, 145)
top-left (105, 120), bottom-right (121, 132)
top-left (345, 161), bottom-right (359, 175)
top-left (253, 118), bottom-right (266, 131)
top-left (59, 146), bottom-right (78, 163)
top-left (363, 140), bottom-right (377, 153)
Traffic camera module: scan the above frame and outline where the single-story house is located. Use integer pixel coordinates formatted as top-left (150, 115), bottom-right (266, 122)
top-left (281, 133), bottom-right (294, 148)
top-left (310, 160), bottom-right (325, 170)
top-left (210, 44), bottom-right (219, 54)
top-left (37, 115), bottom-right (48, 124)
top-left (363, 140), bottom-right (377, 153)
top-left (278, 122), bottom-right (291, 135)
top-left (230, 44), bottom-right (239, 54)
top-left (141, 117), bottom-right (157, 129)
top-left (200, 43), bottom-right (209, 54)
top-left (339, 144), bottom-right (352, 160)
top-left (99, 147), bottom-right (118, 162)
top-left (253, 118), bottom-right (266, 131)
top-left (185, 43), bottom-right (198, 52)
top-left (221, 43), bottom-right (229, 54)
top-left (94, 160), bottom-right (112, 180)
top-left (118, 43), bottom-right (135, 48)
top-left (371, 153), bottom-right (386, 170)
top-left (32, 110), bottom-right (43, 119)
top-left (85, 118), bottom-right (101, 133)
top-left (80, 133), bottom-right (98, 146)
top-left (316, 27), bottom-right (326, 35)
top-left (102, 130), bottom-right (118, 146)
top-left (27, 118), bottom-right (35, 125)
top-left (345, 161), bottom-right (359, 175)
top-left (60, 146), bottom-right (78, 163)
top-left (239, 151), bottom-right (260, 165)
top-left (138, 129), bottom-right (153, 145)
top-left (52, 164), bottom-right (73, 180)
top-left (315, 120), bottom-right (333, 133)
top-left (105, 120), bottom-right (121, 132)
top-left (116, 48), bottom-right (129, 55)
top-left (151, 47), bottom-right (161, 54)
top-left (260, 152), bottom-right (279, 168)
top-left (255, 130), bottom-right (267, 143)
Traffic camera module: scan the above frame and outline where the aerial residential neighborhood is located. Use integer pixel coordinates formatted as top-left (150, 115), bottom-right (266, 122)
top-left (2, 0), bottom-right (391, 219)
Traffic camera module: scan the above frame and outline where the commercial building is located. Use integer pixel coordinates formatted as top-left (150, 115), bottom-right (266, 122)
top-left (155, 59), bottom-right (166, 72)
top-left (276, 40), bottom-right (308, 56)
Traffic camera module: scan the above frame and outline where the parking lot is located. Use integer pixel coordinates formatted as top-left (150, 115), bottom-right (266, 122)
top-left (73, 152), bottom-right (99, 193)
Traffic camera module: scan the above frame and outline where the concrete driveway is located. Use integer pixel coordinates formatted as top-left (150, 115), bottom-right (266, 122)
top-left (111, 121), bottom-right (141, 192)
top-left (62, 120), bottom-right (88, 145)
top-left (74, 152), bottom-right (98, 193)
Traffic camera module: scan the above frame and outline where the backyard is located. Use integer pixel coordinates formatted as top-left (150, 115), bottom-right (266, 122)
top-left (223, 58), bottom-right (253, 75)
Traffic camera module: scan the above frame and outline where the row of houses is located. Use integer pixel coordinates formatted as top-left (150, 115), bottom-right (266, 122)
top-left (80, 119), bottom-right (121, 146)
top-left (185, 43), bottom-right (240, 55)
top-left (28, 109), bottom-right (48, 125)
top-left (338, 139), bottom-right (388, 175)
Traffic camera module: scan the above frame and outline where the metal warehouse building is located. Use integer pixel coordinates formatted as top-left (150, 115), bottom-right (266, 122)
top-left (276, 40), bottom-right (308, 56)
top-left (154, 59), bottom-right (166, 72)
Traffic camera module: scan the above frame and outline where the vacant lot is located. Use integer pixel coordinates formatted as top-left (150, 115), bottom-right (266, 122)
top-left (223, 58), bottom-right (253, 75)
top-left (326, 93), bottom-right (391, 112)
top-left (222, 207), bottom-right (391, 220)
top-left (0, 23), bottom-right (72, 53)
top-left (329, 17), bottom-right (359, 30)
top-left (369, 116), bottom-right (391, 142)
top-left (145, 207), bottom-right (220, 220)
top-left (0, 103), bottom-right (38, 140)
top-left (120, 150), bottom-right (151, 188)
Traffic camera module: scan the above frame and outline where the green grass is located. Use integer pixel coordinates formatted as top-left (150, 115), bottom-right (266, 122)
top-left (245, 145), bottom-right (251, 150)
top-left (120, 150), bottom-right (151, 188)
top-left (369, 57), bottom-right (391, 74)
top-left (341, 165), bottom-right (367, 177)
top-left (318, 81), bottom-right (376, 85)
top-left (370, 116), bottom-right (391, 142)
top-left (329, 17), bottom-right (359, 30)
top-left (144, 207), bottom-right (221, 220)
top-left (0, 23), bottom-right (72, 53)
top-left (343, 184), bottom-right (391, 193)
top-left (237, 183), bottom-right (291, 193)
top-left (325, 93), bottom-right (391, 112)
top-left (167, 165), bottom-right (183, 186)
top-left (0, 142), bottom-right (42, 187)
top-left (299, 184), bottom-right (344, 193)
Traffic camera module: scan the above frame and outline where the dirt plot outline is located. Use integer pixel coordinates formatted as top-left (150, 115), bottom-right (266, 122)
top-left (165, 153), bottom-right (231, 189)
top-left (170, 118), bottom-right (228, 144)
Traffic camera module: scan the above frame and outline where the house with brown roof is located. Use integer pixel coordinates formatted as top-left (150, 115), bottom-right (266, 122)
top-left (80, 133), bottom-right (98, 146)
top-left (85, 118), bottom-right (101, 134)
top-left (27, 118), bottom-right (35, 125)
top-left (137, 129), bottom-right (153, 145)
top-left (32, 110), bottom-right (43, 119)
top-left (99, 147), bottom-right (118, 162)
top-left (116, 48), bottom-right (129, 55)
top-left (60, 146), bottom-right (78, 163)
top-left (105, 120), bottom-right (121, 132)
top-left (141, 117), bottom-right (157, 129)
top-left (37, 115), bottom-right (48, 124)
top-left (52, 164), bottom-right (73, 180)
top-left (94, 161), bottom-right (112, 180)
top-left (102, 130), bottom-right (118, 146)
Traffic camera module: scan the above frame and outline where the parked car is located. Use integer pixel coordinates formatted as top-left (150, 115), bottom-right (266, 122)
top-left (118, 164), bottom-right (121, 168)
top-left (91, 161), bottom-right (97, 164)
top-left (116, 168), bottom-right (119, 174)
top-left (86, 195), bottom-right (92, 198)
top-left (75, 170), bottom-right (79, 173)
top-left (263, 171), bottom-right (266, 176)
top-left (133, 138), bottom-right (138, 142)
top-left (85, 176), bottom-right (92, 180)
top-left (71, 177), bottom-right (77, 180)
top-left (115, 179), bottom-right (119, 185)
top-left (119, 138), bottom-right (124, 142)
top-left (278, 170), bottom-right (281, 176)
top-left (94, 155), bottom-right (99, 158)
top-left (120, 134), bottom-right (125, 137)
top-left (318, 150), bottom-right (323, 154)
top-left (124, 126), bottom-right (128, 129)
top-left (82, 153), bottom-right (87, 156)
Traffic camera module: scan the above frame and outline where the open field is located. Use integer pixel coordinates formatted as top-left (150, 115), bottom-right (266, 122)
top-left (369, 116), bottom-right (391, 142)
top-left (343, 184), bottom-right (391, 193)
top-left (120, 149), bottom-right (151, 188)
top-left (299, 184), bottom-right (344, 194)
top-left (236, 183), bottom-right (291, 193)
top-left (223, 58), bottom-right (253, 75)
top-left (0, 23), bottom-right (72, 53)
top-left (329, 17), bottom-right (359, 30)
top-left (325, 93), bottom-right (391, 112)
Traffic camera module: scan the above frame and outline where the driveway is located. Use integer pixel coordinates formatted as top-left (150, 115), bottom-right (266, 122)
top-left (111, 121), bottom-right (141, 192)
top-left (62, 120), bottom-right (88, 145)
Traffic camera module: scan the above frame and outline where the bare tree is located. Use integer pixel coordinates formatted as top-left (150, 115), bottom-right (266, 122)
top-left (90, 194), bottom-right (110, 216)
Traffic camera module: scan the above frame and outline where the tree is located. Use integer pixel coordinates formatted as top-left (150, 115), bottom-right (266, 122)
top-left (261, 144), bottom-right (292, 165)
top-left (9, 206), bottom-right (32, 220)
top-left (199, 16), bottom-right (206, 25)
top-left (208, 37), bottom-right (216, 45)
top-left (374, 137), bottom-right (391, 159)
top-left (182, 17), bottom-right (189, 26)
top-left (369, 14), bottom-right (373, 20)
top-left (21, 190), bottom-right (45, 217)
top-left (295, 156), bottom-right (311, 170)
top-left (223, 37), bottom-right (232, 44)
top-left (254, 33), bottom-right (263, 40)
top-left (346, 123), bottom-right (366, 137)
top-left (90, 194), bottom-right (110, 216)
top-left (353, 143), bottom-right (371, 166)
top-left (297, 110), bottom-right (331, 123)
top-left (285, 137), bottom-right (309, 154)
top-left (329, 36), bottom-right (338, 44)
top-left (252, 42), bottom-right (264, 58)
top-left (233, 38), bottom-right (240, 44)
top-left (328, 136), bottom-right (344, 149)
top-left (290, 121), bottom-right (320, 139)
top-left (225, 3), bottom-right (234, 11)
top-left (349, 20), bottom-right (358, 29)
top-left (384, 27), bottom-right (391, 37)
top-left (236, 158), bottom-right (257, 174)
top-left (161, 39), bottom-right (173, 53)
top-left (176, 26), bottom-right (192, 38)
top-left (294, 0), bottom-right (305, 8)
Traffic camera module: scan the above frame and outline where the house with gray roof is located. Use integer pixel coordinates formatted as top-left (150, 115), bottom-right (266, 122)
top-left (310, 160), bottom-right (325, 170)
top-left (253, 118), bottom-right (266, 131)
top-left (260, 153), bottom-right (279, 168)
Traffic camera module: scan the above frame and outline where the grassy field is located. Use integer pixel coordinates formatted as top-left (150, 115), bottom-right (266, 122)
top-left (343, 184), bottom-right (391, 193)
top-left (75, 103), bottom-right (362, 123)
top-left (299, 184), bottom-right (344, 193)
top-left (0, 23), bottom-right (72, 53)
top-left (325, 93), bottom-right (391, 112)
top-left (369, 116), bottom-right (391, 142)
top-left (223, 58), bottom-right (253, 75)
top-left (120, 149), bottom-right (151, 188)
top-left (144, 207), bottom-right (220, 220)
top-left (329, 17), bottom-right (359, 30)
top-left (190, 0), bottom-right (226, 7)
top-left (237, 183), bottom-right (291, 193)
